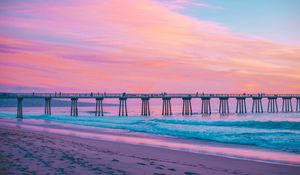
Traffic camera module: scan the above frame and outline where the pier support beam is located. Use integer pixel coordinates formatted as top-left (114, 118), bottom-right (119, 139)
top-left (296, 97), bottom-right (300, 112)
top-left (70, 98), bottom-right (78, 116)
top-left (219, 97), bottom-right (229, 114)
top-left (282, 97), bottom-right (293, 113)
top-left (236, 97), bottom-right (247, 114)
top-left (119, 97), bottom-right (128, 116)
top-left (267, 97), bottom-right (278, 113)
top-left (141, 97), bottom-right (150, 116)
top-left (17, 97), bottom-right (23, 118)
top-left (201, 97), bottom-right (211, 114)
top-left (251, 97), bottom-right (263, 113)
top-left (95, 97), bottom-right (104, 116)
top-left (182, 97), bottom-right (192, 115)
top-left (162, 97), bottom-right (172, 116)
top-left (44, 97), bottom-right (51, 115)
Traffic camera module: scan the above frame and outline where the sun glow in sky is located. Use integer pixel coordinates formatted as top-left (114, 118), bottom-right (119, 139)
top-left (0, 0), bottom-right (300, 93)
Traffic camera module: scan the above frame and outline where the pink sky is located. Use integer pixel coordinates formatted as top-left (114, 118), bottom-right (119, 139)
top-left (0, 0), bottom-right (300, 93)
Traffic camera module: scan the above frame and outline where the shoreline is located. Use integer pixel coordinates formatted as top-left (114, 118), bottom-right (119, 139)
top-left (0, 119), bottom-right (300, 174)
top-left (1, 119), bottom-right (300, 174)
top-left (1, 117), bottom-right (300, 167)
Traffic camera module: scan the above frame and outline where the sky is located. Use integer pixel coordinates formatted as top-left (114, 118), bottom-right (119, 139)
top-left (0, 0), bottom-right (300, 93)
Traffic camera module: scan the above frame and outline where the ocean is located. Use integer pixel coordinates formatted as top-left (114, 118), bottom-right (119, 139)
top-left (1, 98), bottom-right (300, 156)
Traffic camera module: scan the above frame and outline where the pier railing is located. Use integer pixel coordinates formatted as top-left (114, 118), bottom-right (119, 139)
top-left (1, 92), bottom-right (300, 99)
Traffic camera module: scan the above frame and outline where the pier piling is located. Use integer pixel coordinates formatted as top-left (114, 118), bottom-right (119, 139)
top-left (296, 97), bottom-right (300, 112)
top-left (267, 97), bottom-right (278, 113)
top-left (219, 97), bottom-right (229, 114)
top-left (44, 97), bottom-right (51, 115)
top-left (182, 97), bottom-right (192, 115)
top-left (95, 97), bottom-right (104, 116)
top-left (282, 97), bottom-right (293, 113)
top-left (119, 97), bottom-right (128, 116)
top-left (17, 97), bottom-right (23, 118)
top-left (251, 97), bottom-right (263, 113)
top-left (201, 97), bottom-right (211, 114)
top-left (70, 98), bottom-right (78, 116)
top-left (141, 97), bottom-right (150, 116)
top-left (162, 97), bottom-right (172, 115)
top-left (236, 97), bottom-right (247, 113)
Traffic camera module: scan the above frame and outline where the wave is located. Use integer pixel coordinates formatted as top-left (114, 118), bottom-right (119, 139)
top-left (151, 119), bottom-right (300, 130)
top-left (1, 112), bottom-right (300, 154)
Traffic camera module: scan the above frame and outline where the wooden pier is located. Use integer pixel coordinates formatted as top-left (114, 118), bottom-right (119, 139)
top-left (1, 93), bottom-right (299, 118)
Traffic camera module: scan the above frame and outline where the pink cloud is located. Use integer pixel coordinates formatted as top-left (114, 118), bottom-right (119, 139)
top-left (0, 0), bottom-right (300, 93)
top-left (159, 0), bottom-right (212, 10)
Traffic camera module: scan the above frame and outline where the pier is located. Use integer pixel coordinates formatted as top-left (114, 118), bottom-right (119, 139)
top-left (201, 97), bottom-right (211, 114)
top-left (252, 97), bottom-right (263, 113)
top-left (1, 93), bottom-right (300, 118)
top-left (162, 97), bottom-right (172, 116)
top-left (236, 97), bottom-right (247, 114)
top-left (182, 96), bottom-right (192, 115)
top-left (119, 97), bottom-right (128, 116)
top-left (44, 97), bottom-right (51, 115)
top-left (141, 97), bottom-right (150, 116)
top-left (70, 97), bottom-right (78, 116)
top-left (219, 97), bottom-right (229, 114)
top-left (268, 96), bottom-right (278, 113)
top-left (95, 97), bottom-right (104, 116)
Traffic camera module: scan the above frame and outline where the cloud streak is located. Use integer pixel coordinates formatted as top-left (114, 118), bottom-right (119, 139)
top-left (0, 0), bottom-right (299, 93)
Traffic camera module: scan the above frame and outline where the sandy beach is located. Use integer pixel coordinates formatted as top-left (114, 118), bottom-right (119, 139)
top-left (1, 0), bottom-right (300, 174)
top-left (0, 124), bottom-right (299, 175)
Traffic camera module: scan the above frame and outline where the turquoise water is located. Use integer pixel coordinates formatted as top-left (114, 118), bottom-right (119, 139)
top-left (1, 105), bottom-right (300, 154)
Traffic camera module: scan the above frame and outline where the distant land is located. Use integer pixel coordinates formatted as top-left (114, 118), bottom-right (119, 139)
top-left (0, 99), bottom-right (118, 107)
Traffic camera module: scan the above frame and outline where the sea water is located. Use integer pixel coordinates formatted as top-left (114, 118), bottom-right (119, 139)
top-left (1, 98), bottom-right (300, 156)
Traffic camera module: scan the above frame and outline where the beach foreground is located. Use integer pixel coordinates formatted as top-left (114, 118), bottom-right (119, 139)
top-left (0, 125), bottom-right (299, 175)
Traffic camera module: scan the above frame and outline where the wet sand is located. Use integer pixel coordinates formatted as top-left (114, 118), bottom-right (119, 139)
top-left (0, 125), bottom-right (300, 175)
